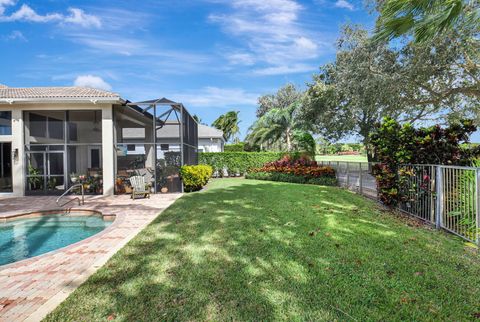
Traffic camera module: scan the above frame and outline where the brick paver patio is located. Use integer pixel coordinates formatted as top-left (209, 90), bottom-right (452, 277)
top-left (0, 194), bottom-right (182, 322)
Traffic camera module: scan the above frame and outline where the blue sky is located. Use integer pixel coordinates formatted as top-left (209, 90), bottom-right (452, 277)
top-left (0, 0), bottom-right (374, 140)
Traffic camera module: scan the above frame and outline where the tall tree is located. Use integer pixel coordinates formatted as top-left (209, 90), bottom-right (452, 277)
top-left (247, 102), bottom-right (314, 154)
top-left (374, 0), bottom-right (479, 43)
top-left (212, 111), bottom-right (241, 143)
top-left (300, 25), bottom-right (467, 161)
top-left (256, 84), bottom-right (303, 118)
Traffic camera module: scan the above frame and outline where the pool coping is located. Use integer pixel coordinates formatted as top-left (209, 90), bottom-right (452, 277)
top-left (0, 209), bottom-right (121, 271)
top-left (0, 208), bottom-right (116, 223)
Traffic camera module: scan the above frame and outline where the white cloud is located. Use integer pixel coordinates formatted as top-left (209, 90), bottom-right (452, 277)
top-left (335, 0), bottom-right (354, 10)
top-left (74, 75), bottom-right (112, 91)
top-left (3, 29), bottom-right (26, 41)
top-left (253, 63), bottom-right (317, 76)
top-left (5, 4), bottom-right (62, 22)
top-left (173, 87), bottom-right (258, 107)
top-left (0, 2), bottom-right (101, 27)
top-left (0, 0), bottom-right (15, 15)
top-left (68, 33), bottom-right (142, 56)
top-left (209, 0), bottom-right (326, 75)
top-left (63, 8), bottom-right (102, 28)
top-left (226, 52), bottom-right (256, 65)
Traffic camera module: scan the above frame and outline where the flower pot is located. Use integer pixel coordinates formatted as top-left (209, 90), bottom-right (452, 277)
top-left (161, 187), bottom-right (168, 193)
top-left (71, 177), bottom-right (78, 183)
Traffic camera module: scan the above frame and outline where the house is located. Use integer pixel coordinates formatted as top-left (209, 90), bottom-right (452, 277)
top-left (0, 85), bottom-right (198, 197)
top-left (121, 122), bottom-right (223, 154)
top-left (198, 124), bottom-right (225, 152)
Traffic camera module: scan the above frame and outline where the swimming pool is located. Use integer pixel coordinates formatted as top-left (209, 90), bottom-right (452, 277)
top-left (0, 214), bottom-right (112, 266)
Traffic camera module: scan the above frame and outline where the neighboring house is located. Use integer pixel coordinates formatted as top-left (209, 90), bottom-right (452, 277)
top-left (122, 123), bottom-right (224, 153)
top-left (0, 85), bottom-right (198, 197)
top-left (198, 124), bottom-right (224, 152)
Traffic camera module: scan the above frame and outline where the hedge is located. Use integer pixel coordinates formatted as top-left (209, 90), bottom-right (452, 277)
top-left (180, 165), bottom-right (213, 192)
top-left (245, 172), bottom-right (338, 186)
top-left (199, 152), bottom-right (284, 176)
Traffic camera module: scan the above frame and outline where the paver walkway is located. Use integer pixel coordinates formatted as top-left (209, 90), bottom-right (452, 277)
top-left (0, 194), bottom-right (181, 322)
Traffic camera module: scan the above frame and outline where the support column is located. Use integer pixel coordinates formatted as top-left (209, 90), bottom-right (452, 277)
top-left (102, 106), bottom-right (115, 196)
top-left (11, 109), bottom-right (24, 196)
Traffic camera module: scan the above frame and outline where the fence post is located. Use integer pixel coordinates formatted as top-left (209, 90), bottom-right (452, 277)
top-left (476, 169), bottom-right (480, 245)
top-left (359, 162), bottom-right (363, 195)
top-left (430, 166), bottom-right (435, 223)
top-left (435, 166), bottom-right (443, 229)
top-left (346, 162), bottom-right (350, 188)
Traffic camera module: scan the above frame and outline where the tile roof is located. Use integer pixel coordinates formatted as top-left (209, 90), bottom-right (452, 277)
top-left (0, 84), bottom-right (8, 89)
top-left (0, 86), bottom-right (121, 100)
top-left (198, 124), bottom-right (224, 139)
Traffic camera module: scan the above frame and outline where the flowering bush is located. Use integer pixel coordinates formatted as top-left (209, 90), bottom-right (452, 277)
top-left (371, 117), bottom-right (480, 206)
top-left (249, 154), bottom-right (336, 179)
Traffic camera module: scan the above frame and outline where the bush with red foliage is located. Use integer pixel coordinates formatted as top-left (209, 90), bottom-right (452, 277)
top-left (250, 154), bottom-right (336, 178)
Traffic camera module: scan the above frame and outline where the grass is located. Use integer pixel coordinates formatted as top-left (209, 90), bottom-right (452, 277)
top-left (316, 154), bottom-right (368, 162)
top-left (45, 179), bottom-right (480, 321)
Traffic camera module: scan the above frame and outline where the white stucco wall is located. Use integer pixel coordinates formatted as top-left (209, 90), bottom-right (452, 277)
top-left (198, 138), bottom-right (224, 152)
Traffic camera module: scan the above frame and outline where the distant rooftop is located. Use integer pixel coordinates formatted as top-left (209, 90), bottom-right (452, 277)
top-left (123, 123), bottom-right (224, 140)
top-left (0, 86), bottom-right (121, 102)
top-left (198, 124), bottom-right (224, 139)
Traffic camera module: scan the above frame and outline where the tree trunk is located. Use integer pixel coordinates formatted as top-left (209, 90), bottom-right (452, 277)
top-left (286, 130), bottom-right (292, 151)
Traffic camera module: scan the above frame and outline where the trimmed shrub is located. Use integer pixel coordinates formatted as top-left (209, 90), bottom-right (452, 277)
top-left (246, 172), bottom-right (337, 186)
top-left (180, 165), bottom-right (213, 192)
top-left (199, 152), bottom-right (284, 176)
top-left (224, 143), bottom-right (246, 152)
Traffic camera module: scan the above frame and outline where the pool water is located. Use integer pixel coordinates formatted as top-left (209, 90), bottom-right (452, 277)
top-left (0, 214), bottom-right (112, 266)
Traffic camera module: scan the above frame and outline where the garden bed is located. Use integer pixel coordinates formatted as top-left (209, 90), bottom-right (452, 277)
top-left (246, 171), bottom-right (337, 186)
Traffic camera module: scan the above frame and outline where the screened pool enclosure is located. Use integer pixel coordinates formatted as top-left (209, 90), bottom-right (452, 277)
top-left (22, 98), bottom-right (198, 195)
top-left (114, 98), bottom-right (198, 194)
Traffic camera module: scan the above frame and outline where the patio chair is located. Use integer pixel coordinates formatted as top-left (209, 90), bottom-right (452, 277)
top-left (129, 176), bottom-right (150, 199)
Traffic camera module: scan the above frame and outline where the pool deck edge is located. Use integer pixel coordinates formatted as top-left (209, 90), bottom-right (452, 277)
top-left (25, 219), bottom-right (143, 322)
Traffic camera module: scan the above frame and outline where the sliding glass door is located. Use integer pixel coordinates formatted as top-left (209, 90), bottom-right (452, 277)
top-left (25, 149), bottom-right (65, 195)
top-left (0, 142), bottom-right (12, 192)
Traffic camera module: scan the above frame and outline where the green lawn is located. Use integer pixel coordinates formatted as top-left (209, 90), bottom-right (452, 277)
top-left (316, 154), bottom-right (368, 162)
top-left (45, 179), bottom-right (480, 321)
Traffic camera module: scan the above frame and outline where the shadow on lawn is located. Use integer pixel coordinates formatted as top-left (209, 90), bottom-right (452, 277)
top-left (46, 180), bottom-right (480, 321)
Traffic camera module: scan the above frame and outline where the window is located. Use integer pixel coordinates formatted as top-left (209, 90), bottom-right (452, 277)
top-left (68, 122), bottom-right (78, 141)
top-left (161, 144), bottom-right (169, 151)
top-left (48, 117), bottom-right (64, 140)
top-left (0, 111), bottom-right (11, 135)
top-left (29, 113), bottom-right (47, 137)
top-left (127, 144), bottom-right (136, 151)
top-left (88, 147), bottom-right (102, 169)
top-left (68, 110), bottom-right (101, 143)
top-left (90, 149), bottom-right (101, 168)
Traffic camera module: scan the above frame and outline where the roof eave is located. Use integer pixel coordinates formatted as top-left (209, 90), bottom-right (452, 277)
top-left (0, 97), bottom-right (125, 105)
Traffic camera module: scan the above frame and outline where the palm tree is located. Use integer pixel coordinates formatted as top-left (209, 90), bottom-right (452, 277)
top-left (247, 102), bottom-right (301, 151)
top-left (374, 0), bottom-right (478, 42)
top-left (212, 111), bottom-right (241, 142)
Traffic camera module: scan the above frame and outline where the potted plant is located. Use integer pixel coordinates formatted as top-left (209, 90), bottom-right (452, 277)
top-left (70, 172), bottom-right (79, 183)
